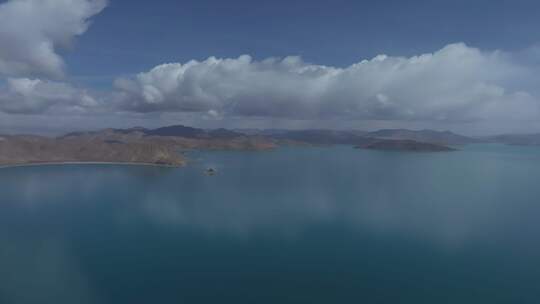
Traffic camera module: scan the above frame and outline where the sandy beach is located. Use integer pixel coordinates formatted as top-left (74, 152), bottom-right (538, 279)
top-left (0, 161), bottom-right (182, 170)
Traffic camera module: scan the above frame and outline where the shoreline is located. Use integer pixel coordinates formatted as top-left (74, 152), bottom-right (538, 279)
top-left (0, 161), bottom-right (183, 170)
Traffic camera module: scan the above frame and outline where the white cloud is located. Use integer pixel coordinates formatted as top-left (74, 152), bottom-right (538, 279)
top-left (0, 78), bottom-right (100, 114)
top-left (113, 43), bottom-right (540, 125)
top-left (0, 0), bottom-right (107, 78)
top-left (1, 39), bottom-right (539, 134)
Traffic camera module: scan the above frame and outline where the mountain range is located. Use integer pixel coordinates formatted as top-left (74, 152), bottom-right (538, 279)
top-left (2, 124), bottom-right (540, 167)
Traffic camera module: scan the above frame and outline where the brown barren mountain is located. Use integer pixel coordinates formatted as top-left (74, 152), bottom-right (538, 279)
top-left (0, 126), bottom-right (277, 167)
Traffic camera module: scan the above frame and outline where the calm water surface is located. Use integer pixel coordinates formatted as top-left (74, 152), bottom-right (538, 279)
top-left (1, 144), bottom-right (540, 303)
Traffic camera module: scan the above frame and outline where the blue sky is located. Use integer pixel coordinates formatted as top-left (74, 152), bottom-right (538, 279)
top-left (1, 0), bottom-right (540, 135)
top-left (67, 0), bottom-right (540, 83)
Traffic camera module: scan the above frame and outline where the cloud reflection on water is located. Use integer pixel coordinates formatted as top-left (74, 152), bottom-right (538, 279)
top-left (1, 146), bottom-right (539, 247)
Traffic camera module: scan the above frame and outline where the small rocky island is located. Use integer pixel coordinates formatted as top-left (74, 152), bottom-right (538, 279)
top-left (356, 139), bottom-right (456, 152)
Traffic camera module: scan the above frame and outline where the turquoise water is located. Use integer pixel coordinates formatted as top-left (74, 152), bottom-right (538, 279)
top-left (1, 144), bottom-right (540, 303)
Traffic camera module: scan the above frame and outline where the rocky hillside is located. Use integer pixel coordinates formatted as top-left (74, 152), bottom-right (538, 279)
top-left (0, 125), bottom-right (277, 167)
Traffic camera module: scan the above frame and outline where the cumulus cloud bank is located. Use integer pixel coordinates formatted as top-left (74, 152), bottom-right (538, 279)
top-left (112, 43), bottom-right (540, 125)
top-left (0, 78), bottom-right (99, 114)
top-left (0, 0), bottom-right (107, 78)
top-left (1, 41), bottom-right (539, 133)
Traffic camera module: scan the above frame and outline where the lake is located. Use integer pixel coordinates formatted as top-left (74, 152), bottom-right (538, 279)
top-left (1, 144), bottom-right (540, 303)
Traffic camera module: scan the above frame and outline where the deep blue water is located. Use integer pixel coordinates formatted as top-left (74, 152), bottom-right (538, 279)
top-left (1, 144), bottom-right (540, 303)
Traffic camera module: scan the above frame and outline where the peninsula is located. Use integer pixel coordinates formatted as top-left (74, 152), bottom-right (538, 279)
top-left (0, 126), bottom-right (276, 167)
top-left (356, 139), bottom-right (456, 152)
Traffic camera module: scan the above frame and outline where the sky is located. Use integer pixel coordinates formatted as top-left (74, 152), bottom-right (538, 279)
top-left (1, 0), bottom-right (540, 135)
